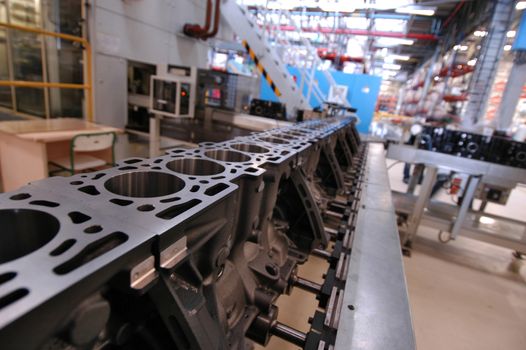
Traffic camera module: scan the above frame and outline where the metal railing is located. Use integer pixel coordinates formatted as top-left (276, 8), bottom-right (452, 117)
top-left (258, 9), bottom-right (351, 108)
top-left (0, 22), bottom-right (93, 121)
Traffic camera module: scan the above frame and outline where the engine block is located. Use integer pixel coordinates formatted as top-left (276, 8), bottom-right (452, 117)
top-left (0, 117), bottom-right (366, 350)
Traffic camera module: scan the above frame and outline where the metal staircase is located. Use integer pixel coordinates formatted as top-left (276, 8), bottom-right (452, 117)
top-left (462, 0), bottom-right (515, 127)
top-left (221, 1), bottom-right (351, 115)
top-left (222, 0), bottom-right (312, 115)
top-left (278, 11), bottom-right (351, 108)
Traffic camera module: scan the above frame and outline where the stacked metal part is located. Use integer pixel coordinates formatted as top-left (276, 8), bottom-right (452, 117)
top-left (420, 126), bottom-right (526, 169)
top-left (0, 117), bottom-right (366, 350)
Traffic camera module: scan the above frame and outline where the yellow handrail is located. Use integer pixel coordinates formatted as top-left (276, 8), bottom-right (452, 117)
top-left (0, 22), bottom-right (93, 122)
top-left (0, 81), bottom-right (88, 89)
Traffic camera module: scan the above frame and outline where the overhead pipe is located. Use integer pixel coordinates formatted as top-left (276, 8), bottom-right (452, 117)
top-left (201, 0), bottom-right (221, 39)
top-left (442, 1), bottom-right (465, 29)
top-left (183, 0), bottom-right (214, 39)
top-left (275, 25), bottom-right (438, 41)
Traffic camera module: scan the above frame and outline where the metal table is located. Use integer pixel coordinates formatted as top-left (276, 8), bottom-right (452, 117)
top-left (387, 144), bottom-right (526, 253)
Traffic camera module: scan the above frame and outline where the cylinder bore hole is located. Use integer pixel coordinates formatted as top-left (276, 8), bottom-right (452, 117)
top-left (286, 130), bottom-right (308, 137)
top-left (0, 209), bottom-right (60, 264)
top-left (260, 137), bottom-right (288, 145)
top-left (230, 143), bottom-right (269, 154)
top-left (166, 158), bottom-right (225, 176)
top-left (204, 150), bottom-right (251, 163)
top-left (104, 171), bottom-right (184, 198)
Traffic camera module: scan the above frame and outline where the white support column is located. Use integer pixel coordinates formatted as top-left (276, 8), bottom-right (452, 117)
top-left (417, 46), bottom-right (440, 116)
top-left (496, 53), bottom-right (526, 130)
top-left (463, 0), bottom-right (515, 128)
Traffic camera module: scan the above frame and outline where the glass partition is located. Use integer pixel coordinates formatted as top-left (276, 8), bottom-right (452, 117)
top-left (0, 10), bottom-right (11, 108)
top-left (0, 0), bottom-right (86, 119)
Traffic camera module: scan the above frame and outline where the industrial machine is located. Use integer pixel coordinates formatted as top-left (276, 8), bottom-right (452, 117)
top-left (419, 126), bottom-right (526, 168)
top-left (0, 117), bottom-right (413, 350)
top-left (249, 99), bottom-right (287, 120)
top-left (150, 74), bottom-right (195, 119)
top-left (195, 69), bottom-right (259, 115)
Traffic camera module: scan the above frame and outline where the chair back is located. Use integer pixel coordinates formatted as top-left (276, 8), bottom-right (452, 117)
top-left (73, 132), bottom-right (116, 152)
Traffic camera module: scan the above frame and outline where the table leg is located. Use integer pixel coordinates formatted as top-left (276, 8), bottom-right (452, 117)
top-left (406, 163), bottom-right (424, 194)
top-left (402, 166), bottom-right (437, 246)
top-left (450, 175), bottom-right (480, 240)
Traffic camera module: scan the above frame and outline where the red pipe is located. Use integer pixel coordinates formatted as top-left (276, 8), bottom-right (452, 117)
top-left (317, 50), bottom-right (364, 63)
top-left (199, 0), bottom-right (213, 37)
top-left (276, 25), bottom-right (438, 40)
top-left (201, 0), bottom-right (221, 39)
top-left (183, 0), bottom-right (213, 39)
top-left (443, 1), bottom-right (465, 29)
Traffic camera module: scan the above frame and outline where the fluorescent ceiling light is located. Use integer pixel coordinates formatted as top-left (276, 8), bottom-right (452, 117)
top-left (383, 63), bottom-right (402, 70)
top-left (474, 30), bottom-right (488, 37)
top-left (467, 59), bottom-right (477, 66)
top-left (517, 1), bottom-right (526, 10)
top-left (388, 54), bottom-right (410, 61)
top-left (382, 71), bottom-right (398, 77)
top-left (507, 30), bottom-right (516, 38)
top-left (351, 0), bottom-right (414, 11)
top-left (453, 45), bottom-right (468, 51)
top-left (374, 18), bottom-right (407, 33)
top-left (319, 3), bottom-right (355, 13)
top-left (396, 6), bottom-right (436, 16)
top-left (504, 44), bottom-right (512, 51)
top-left (376, 37), bottom-right (414, 47)
top-left (267, 1), bottom-right (295, 10)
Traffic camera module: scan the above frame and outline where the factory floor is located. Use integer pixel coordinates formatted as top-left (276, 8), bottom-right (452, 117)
top-left (260, 159), bottom-right (526, 350)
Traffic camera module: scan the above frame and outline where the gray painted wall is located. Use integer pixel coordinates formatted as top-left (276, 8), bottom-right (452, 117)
top-left (90, 0), bottom-right (234, 127)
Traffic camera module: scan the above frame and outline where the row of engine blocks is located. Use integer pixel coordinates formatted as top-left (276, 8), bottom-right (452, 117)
top-left (420, 126), bottom-right (526, 168)
top-left (0, 117), bottom-right (366, 350)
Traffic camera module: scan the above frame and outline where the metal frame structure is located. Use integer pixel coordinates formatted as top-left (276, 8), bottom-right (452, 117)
top-left (221, 0), bottom-right (314, 115)
top-left (388, 144), bottom-right (526, 253)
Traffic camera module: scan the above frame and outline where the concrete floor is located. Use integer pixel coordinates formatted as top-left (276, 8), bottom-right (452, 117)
top-left (387, 160), bottom-right (526, 350)
top-left (405, 227), bottom-right (526, 350)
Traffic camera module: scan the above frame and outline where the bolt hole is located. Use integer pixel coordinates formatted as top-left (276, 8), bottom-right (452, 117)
top-left (10, 193), bottom-right (31, 200)
top-left (84, 225), bottom-right (103, 234)
top-left (265, 264), bottom-right (278, 276)
top-left (138, 204), bottom-right (155, 212)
